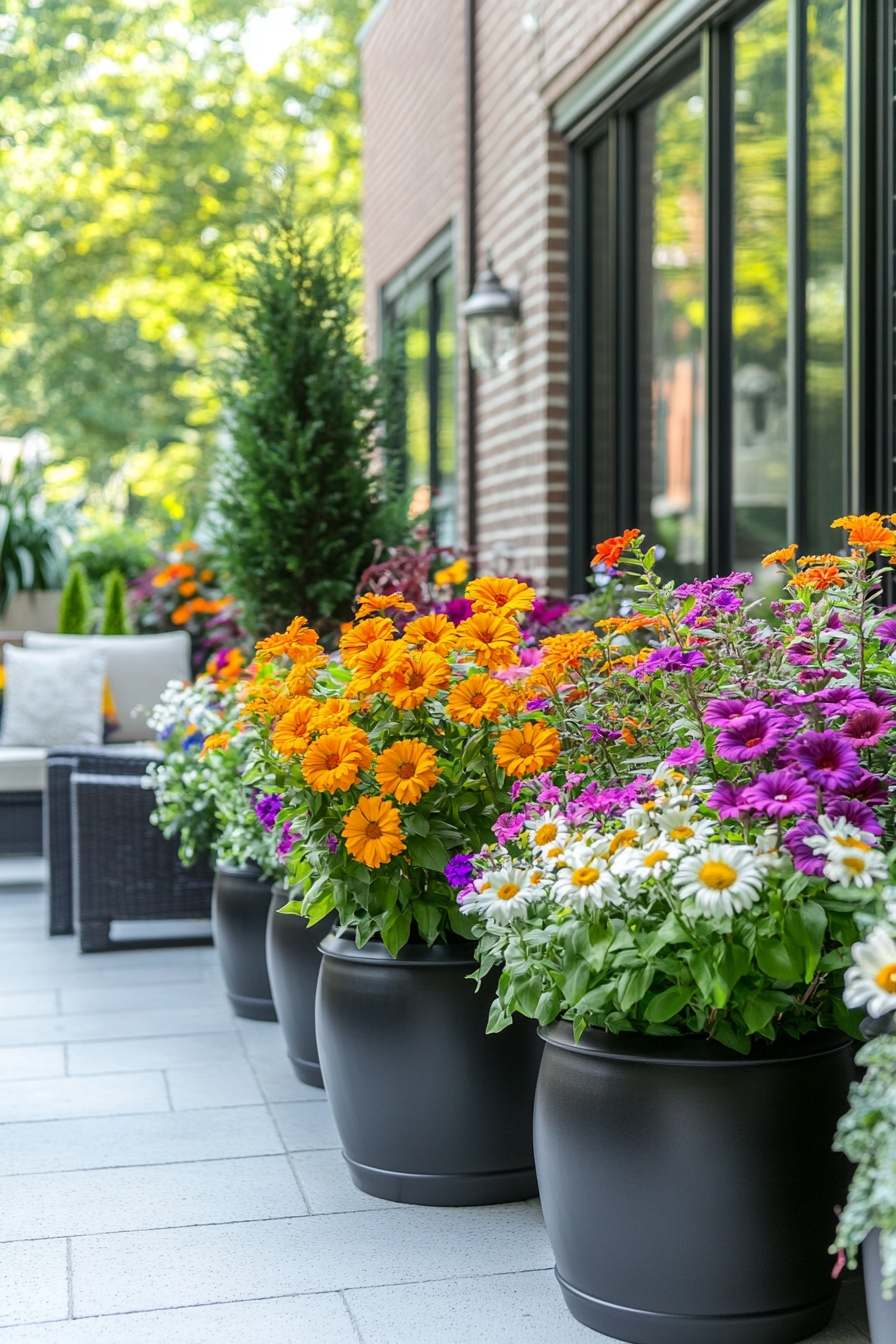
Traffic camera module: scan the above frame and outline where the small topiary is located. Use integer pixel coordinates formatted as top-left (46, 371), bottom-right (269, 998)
top-left (58, 562), bottom-right (92, 634)
top-left (101, 569), bottom-right (129, 635)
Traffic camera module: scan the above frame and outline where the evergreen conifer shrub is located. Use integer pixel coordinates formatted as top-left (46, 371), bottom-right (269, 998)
top-left (58, 562), bottom-right (91, 634)
top-left (101, 569), bottom-right (129, 635)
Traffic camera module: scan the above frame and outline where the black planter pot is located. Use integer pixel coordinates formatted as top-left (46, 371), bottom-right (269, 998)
top-left (534, 1022), bottom-right (855, 1344)
top-left (315, 931), bottom-right (543, 1206)
top-left (265, 887), bottom-right (335, 1087)
top-left (212, 864), bottom-right (276, 1021)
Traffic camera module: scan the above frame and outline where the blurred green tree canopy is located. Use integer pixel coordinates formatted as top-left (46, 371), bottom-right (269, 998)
top-left (0, 0), bottom-right (366, 527)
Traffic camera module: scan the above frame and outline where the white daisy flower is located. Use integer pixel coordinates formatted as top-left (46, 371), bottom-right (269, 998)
top-left (553, 841), bottom-right (619, 913)
top-left (805, 817), bottom-right (887, 887)
top-left (673, 843), bottom-right (763, 917)
top-left (753, 829), bottom-right (788, 873)
top-left (460, 867), bottom-right (539, 924)
top-left (655, 804), bottom-right (715, 847)
top-left (844, 925), bottom-right (896, 1017)
top-left (622, 805), bottom-right (661, 843)
top-left (613, 837), bottom-right (685, 881)
top-left (525, 809), bottom-right (570, 857)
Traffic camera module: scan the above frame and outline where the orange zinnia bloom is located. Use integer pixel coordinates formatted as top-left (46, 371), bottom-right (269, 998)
top-left (403, 613), bottom-right (459, 657)
top-left (494, 721), bottom-right (561, 778)
top-left (172, 540), bottom-right (200, 554)
top-left (540, 631), bottom-right (599, 671)
top-left (595, 614), bottom-right (661, 635)
top-left (200, 568), bottom-right (214, 582)
top-left (797, 553), bottom-right (843, 568)
top-left (178, 581), bottom-right (198, 597)
top-left (446, 673), bottom-right (506, 726)
top-left (592, 528), bottom-right (640, 570)
top-left (199, 732), bottom-right (231, 758)
top-left (788, 566), bottom-right (845, 591)
top-left (171, 602), bottom-right (194, 625)
top-left (355, 591), bottom-right (417, 619)
top-left (761, 543), bottom-right (799, 567)
top-left (465, 575), bottom-right (536, 617)
top-left (271, 699), bottom-right (318, 757)
top-left (832, 513), bottom-right (884, 530)
top-left (845, 518), bottom-right (896, 552)
top-left (375, 738), bottom-right (441, 804)
top-left (347, 639), bottom-right (408, 694)
top-left (311, 698), bottom-right (356, 734)
top-left (454, 612), bottom-right (521, 671)
top-left (339, 617), bottom-right (396, 668)
top-left (302, 728), bottom-right (374, 792)
top-left (152, 562), bottom-right (195, 588)
top-left (342, 795), bottom-right (406, 867)
top-left (385, 648), bottom-right (451, 709)
top-left (256, 616), bottom-right (320, 661)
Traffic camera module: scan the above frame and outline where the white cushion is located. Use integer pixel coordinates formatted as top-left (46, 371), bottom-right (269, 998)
top-left (0, 746), bottom-right (47, 792)
top-left (1, 645), bottom-right (106, 748)
top-left (23, 632), bottom-right (191, 743)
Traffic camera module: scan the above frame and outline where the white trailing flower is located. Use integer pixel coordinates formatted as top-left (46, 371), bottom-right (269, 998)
top-left (553, 840), bottom-right (620, 913)
top-left (612, 837), bottom-right (685, 886)
top-left (656, 803), bottom-right (715, 847)
top-left (805, 817), bottom-right (887, 888)
top-left (673, 843), bottom-right (763, 917)
top-left (753, 828), bottom-right (788, 873)
top-left (844, 925), bottom-right (896, 1018)
top-left (524, 809), bottom-right (571, 858)
top-left (461, 867), bottom-right (540, 924)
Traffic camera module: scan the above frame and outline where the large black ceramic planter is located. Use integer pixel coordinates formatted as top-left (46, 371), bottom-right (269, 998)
top-left (212, 864), bottom-right (276, 1021)
top-left (534, 1022), bottom-right (855, 1344)
top-left (316, 932), bottom-right (543, 1206)
top-left (265, 887), bottom-right (335, 1087)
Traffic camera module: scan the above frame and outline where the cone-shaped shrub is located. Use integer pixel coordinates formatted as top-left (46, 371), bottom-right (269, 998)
top-left (101, 569), bottom-right (129, 635)
top-left (58, 562), bottom-right (91, 634)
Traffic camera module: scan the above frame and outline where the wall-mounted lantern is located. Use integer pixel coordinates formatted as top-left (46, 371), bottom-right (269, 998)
top-left (460, 252), bottom-right (520, 372)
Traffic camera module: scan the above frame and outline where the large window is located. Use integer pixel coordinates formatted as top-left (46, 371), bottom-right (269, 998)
top-left (567, 0), bottom-right (892, 586)
top-left (382, 233), bottom-right (457, 548)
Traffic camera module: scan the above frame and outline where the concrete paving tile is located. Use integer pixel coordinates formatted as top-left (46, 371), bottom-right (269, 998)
top-left (0, 1106), bottom-right (283, 1177)
top-left (166, 1060), bottom-right (264, 1110)
top-left (0, 1292), bottom-right (356, 1342)
top-left (58, 983), bottom-right (220, 1015)
top-left (0, 1155), bottom-right (306, 1241)
top-left (233, 1017), bottom-right (285, 1056)
top-left (0, 1007), bottom-right (234, 1047)
top-left (269, 1100), bottom-right (340, 1150)
top-left (249, 1053), bottom-right (325, 1104)
top-left (0, 993), bottom-right (57, 1020)
top-left (289, 1148), bottom-right (384, 1215)
top-left (345, 1268), bottom-right (601, 1343)
top-left (0, 965), bottom-right (209, 994)
top-left (0, 1045), bottom-right (65, 1081)
top-left (70, 1203), bottom-right (551, 1316)
top-left (66, 1032), bottom-right (243, 1076)
top-left (0, 1071), bottom-right (169, 1124)
top-left (0, 1238), bottom-right (68, 1328)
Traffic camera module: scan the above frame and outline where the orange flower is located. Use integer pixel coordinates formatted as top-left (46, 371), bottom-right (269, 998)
top-left (494, 721), bottom-right (561, 778)
top-left (788, 566), bottom-right (845, 591)
top-left (191, 596), bottom-right (232, 614)
top-left (761, 543), bottom-right (799, 567)
top-left (200, 568), bottom-right (214, 582)
top-left (171, 601), bottom-right (194, 625)
top-left (172, 540), bottom-right (200, 554)
top-left (385, 648), bottom-right (451, 709)
top-left (375, 739), bottom-right (440, 804)
top-left (434, 558), bottom-right (469, 586)
top-left (347, 639), bottom-right (408, 694)
top-left (445, 673), bottom-right (506, 726)
top-left (206, 648), bottom-right (245, 683)
top-left (797, 554), bottom-right (843, 568)
top-left (524, 662), bottom-right (566, 695)
top-left (355, 591), bottom-right (417, 619)
top-left (199, 732), bottom-right (231, 758)
top-left (256, 616), bottom-right (321, 662)
top-left (271, 700), bottom-right (318, 757)
top-left (465, 575), bottom-right (536, 617)
top-left (845, 518), bottom-right (896, 552)
top-left (311, 698), bottom-right (356, 734)
top-left (286, 655), bottom-right (328, 697)
top-left (152, 562), bottom-right (195, 588)
top-left (832, 513), bottom-right (883, 530)
top-left (454, 612), bottom-right (521, 672)
top-left (302, 728), bottom-right (374, 792)
top-left (342, 795), bottom-right (406, 868)
top-left (592, 528), bottom-right (640, 570)
top-left (178, 580), bottom-right (198, 596)
top-left (596, 614), bottom-right (661, 635)
top-left (403, 613), bottom-right (459, 657)
top-left (540, 631), bottom-right (599, 671)
top-left (242, 676), bottom-right (292, 723)
top-left (340, 617), bottom-right (396, 668)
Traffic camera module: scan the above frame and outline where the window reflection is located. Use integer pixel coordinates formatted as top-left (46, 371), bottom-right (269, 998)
top-left (733, 0), bottom-right (789, 574)
top-left (638, 69), bottom-right (706, 581)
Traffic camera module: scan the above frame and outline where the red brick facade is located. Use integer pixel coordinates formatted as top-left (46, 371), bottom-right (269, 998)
top-left (360, 0), bottom-right (660, 595)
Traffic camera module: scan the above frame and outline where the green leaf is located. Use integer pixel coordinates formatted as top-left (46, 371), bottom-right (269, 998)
top-left (742, 992), bottom-right (785, 1033)
top-left (406, 833), bottom-right (450, 872)
top-left (687, 948), bottom-right (716, 1002)
top-left (786, 901), bottom-right (827, 978)
top-left (381, 907), bottom-right (412, 957)
top-left (403, 812), bottom-right (430, 837)
top-left (276, 900), bottom-right (305, 916)
top-left (718, 942), bottom-right (751, 993)
top-left (644, 984), bottom-right (692, 1023)
top-left (712, 1018), bottom-right (750, 1055)
top-left (755, 938), bottom-right (801, 984)
top-left (411, 900), bottom-right (441, 945)
top-left (562, 961), bottom-right (592, 1007)
top-left (305, 894), bottom-right (335, 927)
top-left (832, 996), bottom-right (865, 1039)
top-left (535, 988), bottom-right (562, 1026)
top-left (618, 964), bottom-right (655, 1012)
top-left (486, 997), bottom-right (513, 1033)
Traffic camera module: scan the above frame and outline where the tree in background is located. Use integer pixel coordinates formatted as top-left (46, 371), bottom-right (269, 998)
top-left (0, 0), bottom-right (367, 530)
top-left (101, 569), bottom-right (129, 636)
top-left (58, 562), bottom-right (91, 634)
top-left (0, 460), bottom-right (68, 612)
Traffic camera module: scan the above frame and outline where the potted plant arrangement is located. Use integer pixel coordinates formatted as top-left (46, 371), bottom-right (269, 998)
top-left (457, 518), bottom-right (896, 1342)
top-left (244, 585), bottom-right (549, 1204)
top-left (146, 650), bottom-right (283, 1020)
top-left (831, 917), bottom-right (896, 1344)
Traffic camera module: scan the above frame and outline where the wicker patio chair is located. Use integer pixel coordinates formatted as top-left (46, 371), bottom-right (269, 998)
top-left (71, 770), bottom-right (213, 952)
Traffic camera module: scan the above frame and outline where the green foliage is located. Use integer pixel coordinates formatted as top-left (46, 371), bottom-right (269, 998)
top-left (369, 318), bottom-right (416, 550)
top-left (101, 569), bottom-right (129, 635)
top-left (0, 460), bottom-right (67, 612)
top-left (70, 526), bottom-right (155, 584)
top-left (57, 561), bottom-right (91, 634)
top-left (213, 216), bottom-right (378, 636)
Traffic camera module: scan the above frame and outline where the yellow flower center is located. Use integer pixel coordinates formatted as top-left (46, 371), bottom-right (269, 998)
top-left (497, 883), bottom-right (520, 901)
top-left (365, 822), bottom-right (383, 840)
top-left (571, 866), bottom-right (600, 886)
top-left (398, 762), bottom-right (417, 779)
top-left (669, 825), bottom-right (695, 841)
top-left (642, 801), bottom-right (656, 811)
top-left (547, 846), bottom-right (563, 858)
top-left (535, 823), bottom-right (558, 846)
top-left (326, 753), bottom-right (341, 770)
top-left (834, 836), bottom-right (872, 851)
top-left (643, 850), bottom-right (669, 868)
top-left (841, 856), bottom-right (867, 873)
top-left (471, 693), bottom-right (486, 708)
top-left (876, 963), bottom-right (896, 991)
top-left (517, 742), bottom-right (535, 758)
top-left (698, 860), bottom-right (738, 890)
top-left (609, 828), bottom-right (638, 854)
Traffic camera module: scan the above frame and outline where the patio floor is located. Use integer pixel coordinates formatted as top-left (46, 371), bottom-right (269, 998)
top-left (0, 865), bottom-right (873, 1343)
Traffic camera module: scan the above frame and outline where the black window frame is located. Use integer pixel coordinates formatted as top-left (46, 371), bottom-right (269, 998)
top-left (565, 0), bottom-right (894, 589)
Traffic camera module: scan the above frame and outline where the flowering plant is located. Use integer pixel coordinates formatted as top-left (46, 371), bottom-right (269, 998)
top-left (129, 540), bottom-right (245, 673)
top-left (244, 578), bottom-right (567, 953)
top-left (461, 518), bottom-right (896, 1053)
top-left (145, 652), bottom-right (281, 876)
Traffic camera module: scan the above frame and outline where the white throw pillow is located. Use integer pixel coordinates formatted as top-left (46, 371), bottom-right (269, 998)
top-left (23, 631), bottom-right (191, 742)
top-left (1, 645), bottom-right (107, 748)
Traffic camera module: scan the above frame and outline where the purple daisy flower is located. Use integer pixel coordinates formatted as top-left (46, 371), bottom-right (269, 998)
top-left (526, 697), bottom-right (551, 711)
top-left (845, 771), bottom-right (890, 806)
top-left (664, 739), bottom-right (706, 768)
top-left (254, 792), bottom-right (283, 832)
top-left (816, 686), bottom-right (874, 717)
top-left (585, 724), bottom-right (622, 742)
top-left (537, 783), bottom-right (563, 804)
top-left (783, 819), bottom-right (827, 876)
top-left (641, 648), bottom-right (707, 675)
top-left (871, 688), bottom-right (896, 707)
top-left (704, 698), bottom-right (765, 728)
top-left (799, 668), bottom-right (846, 684)
top-left (712, 590), bottom-right (743, 613)
top-left (715, 711), bottom-right (790, 763)
top-left (840, 705), bottom-right (894, 747)
top-left (791, 730), bottom-right (860, 790)
top-left (445, 854), bottom-right (475, 888)
top-left (742, 770), bottom-right (816, 819)
top-left (825, 797), bottom-right (883, 835)
top-left (707, 781), bottom-right (748, 819)
top-left (565, 771), bottom-right (586, 788)
top-left (875, 618), bottom-right (896, 645)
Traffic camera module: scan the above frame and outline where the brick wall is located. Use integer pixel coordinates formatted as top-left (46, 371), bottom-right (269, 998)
top-left (361, 0), bottom-right (659, 595)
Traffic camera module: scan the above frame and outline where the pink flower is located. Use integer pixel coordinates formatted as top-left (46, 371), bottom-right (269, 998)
top-left (784, 819), bottom-right (827, 876)
top-left (715, 711), bottom-right (790, 763)
top-left (742, 770), bottom-right (816, 818)
top-left (792, 731), bottom-right (860, 790)
top-left (707, 781), bottom-right (748, 819)
top-left (704, 698), bottom-right (765, 727)
top-left (664, 740), bottom-right (706, 768)
top-left (840, 705), bottom-right (894, 748)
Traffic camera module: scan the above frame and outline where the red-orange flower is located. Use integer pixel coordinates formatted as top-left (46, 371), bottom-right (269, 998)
top-left (355, 591), bottom-right (416, 619)
top-left (540, 631), bottom-right (599, 671)
top-left (592, 529), bottom-right (640, 570)
top-left (256, 616), bottom-right (321, 662)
